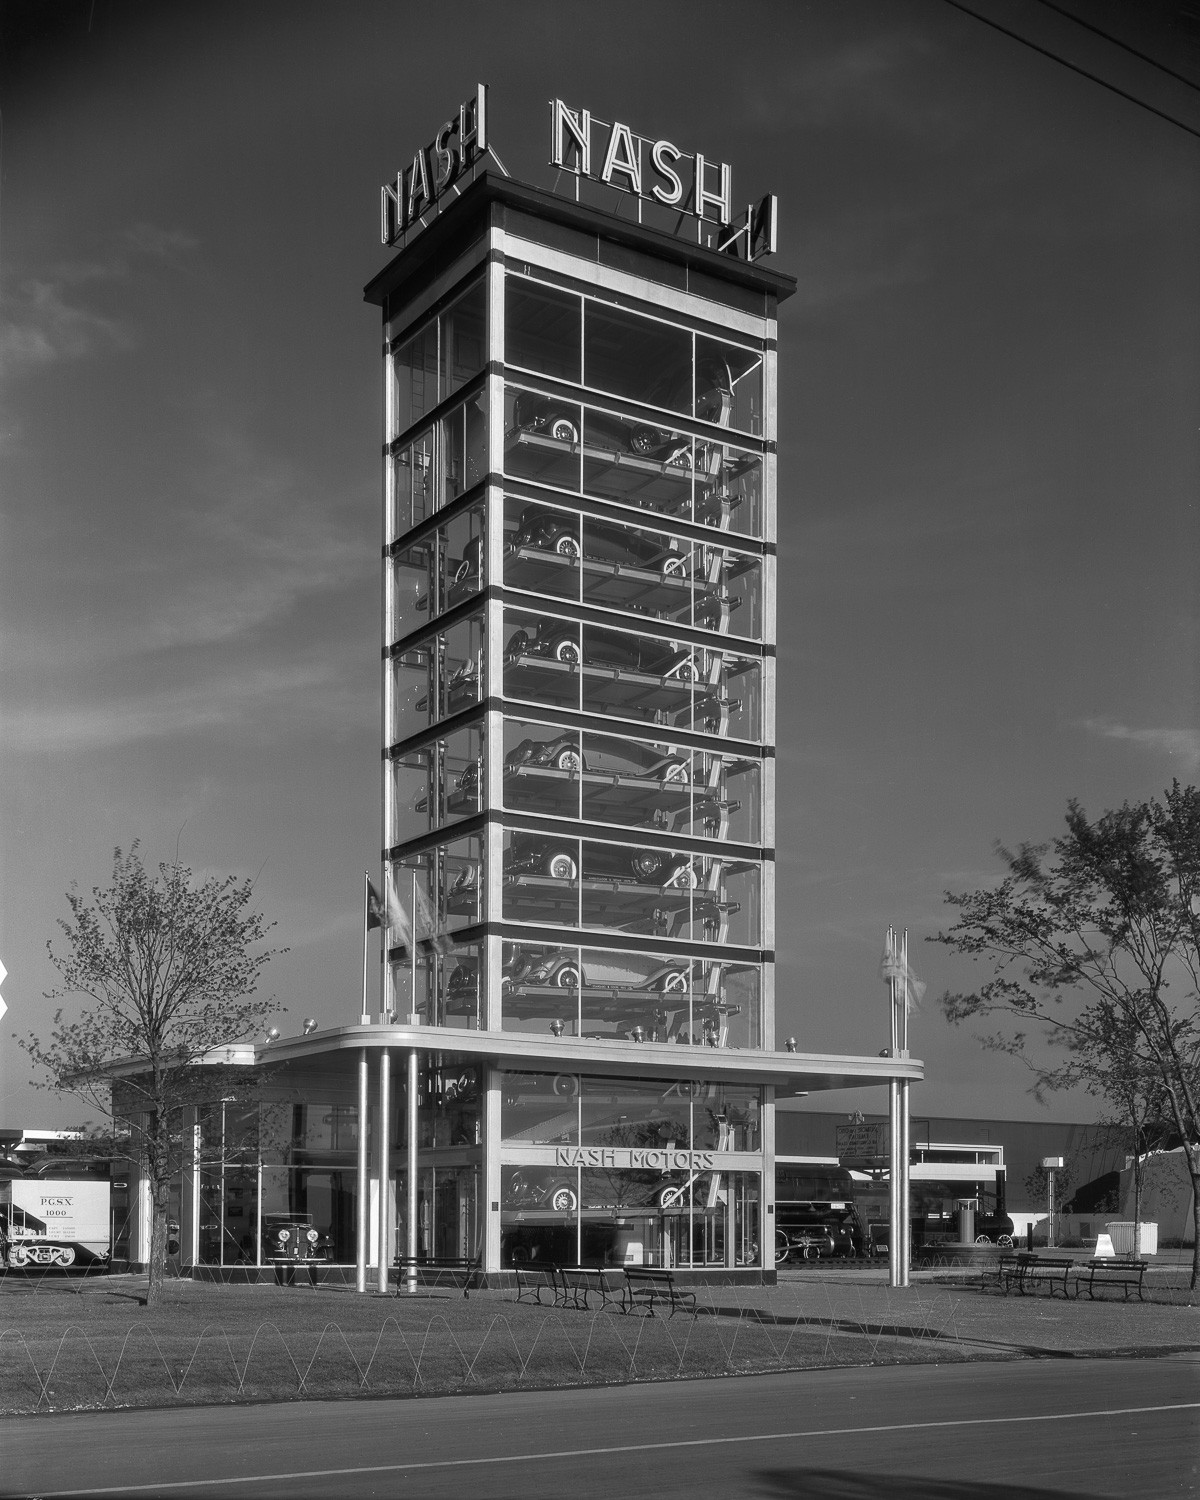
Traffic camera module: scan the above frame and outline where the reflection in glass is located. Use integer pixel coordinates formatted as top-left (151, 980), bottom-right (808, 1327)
top-left (505, 278), bottom-right (581, 382)
top-left (584, 303), bottom-right (692, 413)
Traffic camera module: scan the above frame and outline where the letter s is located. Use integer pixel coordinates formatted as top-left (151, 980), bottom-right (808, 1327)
top-left (650, 140), bottom-right (684, 207)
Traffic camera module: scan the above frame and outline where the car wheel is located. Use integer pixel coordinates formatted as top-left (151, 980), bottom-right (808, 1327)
top-left (554, 747), bottom-right (583, 774)
top-left (549, 417), bottom-right (579, 443)
top-left (547, 851), bottom-right (578, 881)
top-left (554, 638), bottom-right (580, 665)
top-left (507, 630), bottom-right (529, 658)
top-left (657, 1185), bottom-right (681, 1209)
top-left (554, 533), bottom-right (581, 558)
top-left (630, 426), bottom-right (661, 456)
top-left (661, 554), bottom-right (687, 578)
top-left (633, 851), bottom-right (664, 879)
top-left (659, 968), bottom-right (688, 993)
top-left (549, 1186), bottom-right (578, 1213)
top-left (674, 657), bottom-right (697, 682)
top-left (454, 557), bottom-right (473, 583)
top-left (775, 1231), bottom-right (791, 1266)
top-left (554, 964), bottom-right (581, 989)
top-left (660, 760), bottom-right (689, 784)
top-left (669, 864), bottom-right (698, 889)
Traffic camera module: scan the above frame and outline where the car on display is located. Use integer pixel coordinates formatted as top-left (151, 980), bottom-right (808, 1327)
top-left (448, 950), bottom-right (690, 1000)
top-left (261, 1213), bottom-right (330, 1264)
top-left (449, 535), bottom-right (483, 597)
top-left (508, 505), bottom-right (687, 579)
top-left (501, 832), bottom-right (698, 889)
top-left (505, 619), bottom-right (698, 682)
top-left (504, 732), bottom-right (690, 786)
top-left (510, 392), bottom-right (691, 467)
top-left (504, 1168), bottom-right (579, 1214)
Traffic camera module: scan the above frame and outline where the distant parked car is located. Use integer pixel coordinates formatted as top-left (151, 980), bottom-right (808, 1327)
top-left (498, 832), bottom-right (698, 889)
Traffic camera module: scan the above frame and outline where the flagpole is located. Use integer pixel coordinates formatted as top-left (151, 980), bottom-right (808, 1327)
top-left (361, 872), bottom-right (371, 1025)
top-left (899, 930), bottom-right (911, 1288)
top-left (407, 865), bottom-right (419, 1295)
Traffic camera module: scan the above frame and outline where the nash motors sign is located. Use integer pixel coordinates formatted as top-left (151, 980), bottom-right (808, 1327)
top-left (379, 86), bottom-right (777, 262)
top-left (550, 100), bottom-right (776, 262)
top-left (556, 1147), bottom-right (716, 1171)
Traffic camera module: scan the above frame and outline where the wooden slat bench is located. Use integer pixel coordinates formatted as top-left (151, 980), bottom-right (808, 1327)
top-left (513, 1263), bottom-right (563, 1306)
top-left (621, 1267), bottom-right (697, 1317)
top-left (393, 1254), bottom-right (484, 1298)
top-left (559, 1266), bottom-right (617, 1311)
top-left (1075, 1258), bottom-right (1148, 1301)
top-left (1014, 1253), bottom-right (1076, 1298)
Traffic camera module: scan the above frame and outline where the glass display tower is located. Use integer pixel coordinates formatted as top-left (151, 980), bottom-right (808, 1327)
top-left (366, 172), bottom-right (794, 1273)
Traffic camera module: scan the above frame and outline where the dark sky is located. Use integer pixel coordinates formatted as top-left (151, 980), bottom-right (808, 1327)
top-left (1, 1), bottom-right (1197, 1126)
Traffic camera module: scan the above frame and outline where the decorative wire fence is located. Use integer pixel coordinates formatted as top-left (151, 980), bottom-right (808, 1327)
top-left (2, 1265), bottom-right (1196, 1415)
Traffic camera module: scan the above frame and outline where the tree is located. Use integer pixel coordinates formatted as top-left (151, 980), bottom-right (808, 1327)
top-left (19, 845), bottom-right (284, 1305)
top-left (933, 783), bottom-right (1200, 1287)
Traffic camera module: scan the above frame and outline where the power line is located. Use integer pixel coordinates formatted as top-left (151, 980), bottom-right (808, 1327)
top-left (1032, 0), bottom-right (1200, 95)
top-left (941, 0), bottom-right (1200, 140)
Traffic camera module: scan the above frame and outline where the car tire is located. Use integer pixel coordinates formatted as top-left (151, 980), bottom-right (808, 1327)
top-left (555, 964), bottom-right (581, 989)
top-left (554, 747), bottom-right (583, 774)
top-left (668, 864), bottom-right (698, 889)
top-left (659, 969), bottom-right (688, 993)
top-left (507, 630), bottom-right (529, 659)
top-left (674, 657), bottom-right (697, 682)
top-left (661, 555), bottom-right (687, 578)
top-left (660, 760), bottom-right (689, 784)
top-left (630, 426), bottom-right (662, 456)
top-left (633, 851), bottom-right (664, 879)
top-left (554, 638), bottom-right (580, 665)
top-left (775, 1231), bottom-right (791, 1266)
top-left (549, 417), bottom-right (579, 443)
top-left (657, 1185), bottom-right (681, 1209)
top-left (554, 533), bottom-right (581, 559)
top-left (549, 1186), bottom-right (578, 1213)
top-left (547, 851), bottom-right (578, 880)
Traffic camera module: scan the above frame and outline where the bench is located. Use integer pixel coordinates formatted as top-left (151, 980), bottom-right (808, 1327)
top-left (1012, 1253), bottom-right (1076, 1298)
top-left (1075, 1258), bottom-right (1147, 1302)
top-left (621, 1266), bottom-right (697, 1318)
top-left (393, 1254), bottom-right (484, 1298)
top-left (559, 1265), bottom-right (617, 1311)
top-left (981, 1253), bottom-right (1019, 1292)
top-left (513, 1262), bottom-right (563, 1306)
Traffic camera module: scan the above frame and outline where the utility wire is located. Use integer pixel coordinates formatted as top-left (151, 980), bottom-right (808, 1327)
top-left (941, 0), bottom-right (1200, 140)
top-left (1032, 0), bottom-right (1200, 95)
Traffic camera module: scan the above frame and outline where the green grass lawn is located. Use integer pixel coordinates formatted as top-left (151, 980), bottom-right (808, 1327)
top-left (0, 1274), bottom-right (984, 1414)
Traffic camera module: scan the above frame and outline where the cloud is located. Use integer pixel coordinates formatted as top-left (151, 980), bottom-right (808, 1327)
top-left (0, 223), bottom-right (198, 378)
top-left (0, 657), bottom-right (370, 755)
top-left (1076, 718), bottom-right (1200, 770)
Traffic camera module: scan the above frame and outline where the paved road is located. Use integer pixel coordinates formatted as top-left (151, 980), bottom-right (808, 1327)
top-left (4, 1357), bottom-right (1198, 1499)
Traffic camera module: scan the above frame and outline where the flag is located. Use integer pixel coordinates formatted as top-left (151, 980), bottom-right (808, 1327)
top-left (367, 870), bottom-right (414, 951)
top-left (880, 930), bottom-right (926, 1014)
top-left (412, 874), bottom-right (453, 956)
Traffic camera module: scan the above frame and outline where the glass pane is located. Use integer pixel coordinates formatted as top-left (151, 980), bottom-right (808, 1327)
top-left (393, 428), bottom-right (436, 535)
top-left (584, 303), bottom-right (692, 413)
top-left (501, 720), bottom-right (582, 820)
top-left (441, 391), bottom-right (487, 504)
top-left (441, 278), bottom-right (486, 399)
top-left (392, 643), bottom-right (433, 742)
top-left (502, 829), bottom-right (580, 927)
top-left (504, 608), bottom-right (581, 713)
top-left (501, 1071), bottom-right (580, 1145)
top-left (505, 386), bottom-right (581, 491)
top-left (582, 404), bottom-right (693, 519)
top-left (442, 614), bottom-right (485, 720)
top-left (578, 621), bottom-right (698, 720)
top-left (695, 440), bottom-right (762, 535)
top-left (440, 941), bottom-right (483, 1028)
top-left (503, 497), bottom-right (581, 604)
top-left (580, 1076), bottom-right (692, 1148)
top-left (505, 277), bottom-right (581, 382)
top-left (444, 504), bottom-right (485, 610)
top-left (392, 540), bottom-right (434, 643)
top-left (393, 321), bottom-right (438, 436)
top-left (499, 939), bottom-right (582, 1036)
top-left (696, 335), bottom-right (763, 436)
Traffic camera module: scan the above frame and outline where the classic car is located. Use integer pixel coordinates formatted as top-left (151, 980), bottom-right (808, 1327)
top-left (504, 1168), bottom-right (579, 1214)
top-left (261, 1213), bottom-right (331, 1263)
top-left (505, 619), bottom-right (697, 681)
top-left (448, 949), bottom-right (690, 1000)
top-left (511, 391), bottom-right (691, 466)
top-left (501, 833), bottom-right (698, 889)
top-left (504, 732), bottom-right (689, 785)
top-left (508, 505), bottom-right (687, 578)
